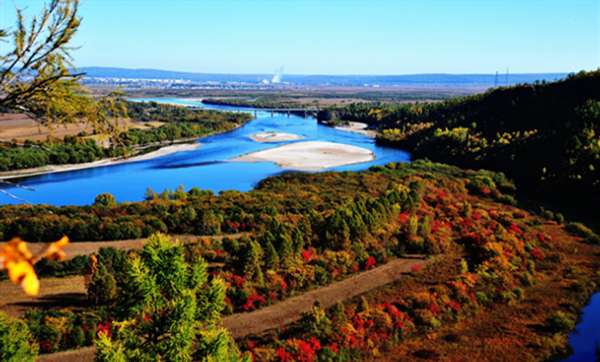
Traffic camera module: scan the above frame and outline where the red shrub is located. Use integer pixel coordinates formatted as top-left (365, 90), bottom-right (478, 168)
top-left (411, 263), bottom-right (423, 273)
top-left (364, 256), bottom-right (376, 270)
top-left (308, 336), bottom-right (322, 351)
top-left (327, 343), bottom-right (339, 353)
top-left (301, 249), bottom-right (314, 263)
top-left (97, 321), bottom-right (111, 337)
top-left (276, 347), bottom-right (292, 362)
top-left (230, 274), bottom-right (246, 288)
top-left (509, 223), bottom-right (522, 234)
top-left (530, 247), bottom-right (545, 261)
top-left (399, 212), bottom-right (410, 224)
top-left (428, 302), bottom-right (440, 315)
top-left (246, 340), bottom-right (257, 350)
top-left (243, 293), bottom-right (266, 311)
top-left (446, 300), bottom-right (462, 312)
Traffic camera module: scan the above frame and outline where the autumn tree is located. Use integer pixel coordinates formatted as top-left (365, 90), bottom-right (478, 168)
top-left (95, 234), bottom-right (248, 361)
top-left (94, 193), bottom-right (117, 208)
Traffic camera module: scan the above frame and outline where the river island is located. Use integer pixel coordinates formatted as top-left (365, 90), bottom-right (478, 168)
top-left (233, 141), bottom-right (375, 170)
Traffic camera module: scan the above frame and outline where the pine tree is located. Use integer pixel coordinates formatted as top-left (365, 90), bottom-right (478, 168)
top-left (264, 240), bottom-right (280, 269)
top-left (95, 234), bottom-right (248, 361)
top-left (292, 228), bottom-right (305, 255)
top-left (277, 233), bottom-right (294, 264)
top-left (242, 238), bottom-right (264, 286)
top-left (87, 262), bottom-right (117, 306)
top-left (174, 184), bottom-right (188, 200)
top-left (144, 187), bottom-right (157, 201)
top-left (420, 215), bottom-right (431, 238)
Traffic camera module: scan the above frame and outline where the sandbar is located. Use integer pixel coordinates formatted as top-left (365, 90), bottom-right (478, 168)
top-left (249, 131), bottom-right (303, 143)
top-left (335, 121), bottom-right (377, 138)
top-left (233, 141), bottom-right (374, 171)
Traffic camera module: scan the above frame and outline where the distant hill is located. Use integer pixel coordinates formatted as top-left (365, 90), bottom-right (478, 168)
top-left (77, 66), bottom-right (567, 88)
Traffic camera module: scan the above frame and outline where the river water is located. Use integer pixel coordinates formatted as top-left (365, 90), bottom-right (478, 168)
top-left (0, 98), bottom-right (410, 206)
top-left (563, 292), bottom-right (600, 362)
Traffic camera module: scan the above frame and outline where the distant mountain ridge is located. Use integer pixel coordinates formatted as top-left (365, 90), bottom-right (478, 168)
top-left (78, 66), bottom-right (567, 88)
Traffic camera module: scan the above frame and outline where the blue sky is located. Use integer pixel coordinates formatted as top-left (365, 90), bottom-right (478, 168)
top-left (1, 0), bottom-right (598, 74)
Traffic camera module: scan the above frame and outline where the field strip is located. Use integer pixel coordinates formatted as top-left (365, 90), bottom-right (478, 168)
top-left (36, 255), bottom-right (434, 362)
top-left (0, 233), bottom-right (247, 260)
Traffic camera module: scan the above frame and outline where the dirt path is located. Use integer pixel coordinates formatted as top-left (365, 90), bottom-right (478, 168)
top-left (222, 256), bottom-right (430, 338)
top-left (1, 234), bottom-right (245, 317)
top-left (1, 276), bottom-right (87, 317)
top-left (1, 233), bottom-right (246, 261)
top-left (36, 256), bottom-right (432, 362)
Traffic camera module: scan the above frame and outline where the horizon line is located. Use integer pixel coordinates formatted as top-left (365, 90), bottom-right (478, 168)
top-left (76, 66), bottom-right (578, 78)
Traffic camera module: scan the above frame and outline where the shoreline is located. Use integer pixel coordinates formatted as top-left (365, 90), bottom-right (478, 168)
top-left (334, 121), bottom-right (377, 138)
top-left (0, 109), bottom-right (252, 181)
top-left (0, 142), bottom-right (201, 180)
top-left (233, 141), bottom-right (375, 171)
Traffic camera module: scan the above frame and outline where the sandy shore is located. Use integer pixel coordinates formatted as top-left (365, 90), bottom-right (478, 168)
top-left (335, 121), bottom-right (377, 138)
top-left (233, 141), bottom-right (374, 170)
top-left (249, 131), bottom-right (303, 143)
top-left (0, 143), bottom-right (200, 180)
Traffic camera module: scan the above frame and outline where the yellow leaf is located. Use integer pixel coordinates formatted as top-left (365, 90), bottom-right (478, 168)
top-left (44, 236), bottom-right (70, 260)
top-left (1, 236), bottom-right (69, 296)
top-left (14, 239), bottom-right (33, 260)
top-left (7, 260), bottom-right (33, 284)
top-left (21, 271), bottom-right (40, 296)
top-left (54, 236), bottom-right (69, 248)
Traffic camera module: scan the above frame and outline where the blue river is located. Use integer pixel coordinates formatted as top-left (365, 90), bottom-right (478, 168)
top-left (563, 293), bottom-right (600, 362)
top-left (0, 98), bottom-right (410, 206)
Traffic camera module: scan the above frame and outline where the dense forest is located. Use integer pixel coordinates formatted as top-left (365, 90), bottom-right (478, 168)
top-left (319, 70), bottom-right (600, 209)
top-left (1, 161), bottom-right (598, 360)
top-left (0, 101), bottom-right (252, 171)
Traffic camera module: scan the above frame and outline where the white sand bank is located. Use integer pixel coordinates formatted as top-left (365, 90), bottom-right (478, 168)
top-left (0, 143), bottom-right (200, 180)
top-left (335, 122), bottom-right (377, 138)
top-left (249, 131), bottom-right (303, 143)
top-left (233, 141), bottom-right (374, 171)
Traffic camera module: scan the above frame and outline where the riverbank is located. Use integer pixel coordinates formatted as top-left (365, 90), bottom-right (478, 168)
top-left (0, 142), bottom-right (200, 180)
top-left (335, 121), bottom-right (377, 138)
top-left (249, 131), bottom-right (303, 143)
top-left (233, 141), bottom-right (374, 170)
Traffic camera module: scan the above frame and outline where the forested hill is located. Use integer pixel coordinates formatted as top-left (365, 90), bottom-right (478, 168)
top-left (321, 70), bottom-right (600, 209)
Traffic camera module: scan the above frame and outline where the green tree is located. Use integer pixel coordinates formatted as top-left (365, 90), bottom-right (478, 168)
top-left (277, 233), bottom-right (294, 265)
top-left (0, 312), bottom-right (38, 362)
top-left (264, 240), bottom-right (280, 269)
top-left (87, 263), bottom-right (118, 306)
top-left (95, 234), bottom-right (247, 361)
top-left (94, 193), bottom-right (117, 208)
top-left (144, 187), bottom-right (157, 201)
top-left (291, 228), bottom-right (305, 255)
top-left (241, 238), bottom-right (264, 285)
top-left (174, 184), bottom-right (188, 200)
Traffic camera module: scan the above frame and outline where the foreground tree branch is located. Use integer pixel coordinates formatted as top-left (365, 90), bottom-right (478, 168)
top-left (0, 0), bottom-right (125, 130)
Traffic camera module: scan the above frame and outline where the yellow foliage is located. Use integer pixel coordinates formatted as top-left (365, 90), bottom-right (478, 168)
top-left (0, 236), bottom-right (69, 296)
